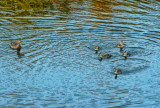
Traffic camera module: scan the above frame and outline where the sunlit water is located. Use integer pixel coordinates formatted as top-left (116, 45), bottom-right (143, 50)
top-left (1, 0), bottom-right (160, 107)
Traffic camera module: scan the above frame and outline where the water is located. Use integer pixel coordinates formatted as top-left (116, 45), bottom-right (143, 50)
top-left (0, 0), bottom-right (160, 107)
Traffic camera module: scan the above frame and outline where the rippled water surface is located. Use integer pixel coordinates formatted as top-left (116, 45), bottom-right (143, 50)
top-left (1, 0), bottom-right (160, 107)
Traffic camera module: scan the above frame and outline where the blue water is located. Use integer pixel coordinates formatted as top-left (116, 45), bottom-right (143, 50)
top-left (0, 0), bottom-right (160, 107)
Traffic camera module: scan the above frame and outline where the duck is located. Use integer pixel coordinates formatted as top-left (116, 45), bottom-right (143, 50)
top-left (123, 51), bottom-right (130, 59)
top-left (116, 41), bottom-right (124, 48)
top-left (9, 40), bottom-right (22, 50)
top-left (115, 69), bottom-right (122, 79)
top-left (94, 46), bottom-right (99, 53)
top-left (99, 52), bottom-right (112, 61)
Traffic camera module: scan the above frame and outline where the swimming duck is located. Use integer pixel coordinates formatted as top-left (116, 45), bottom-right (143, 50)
top-left (99, 52), bottom-right (112, 61)
top-left (94, 46), bottom-right (99, 54)
top-left (9, 40), bottom-right (22, 50)
top-left (115, 69), bottom-right (122, 79)
top-left (116, 41), bottom-right (124, 48)
top-left (123, 51), bottom-right (130, 59)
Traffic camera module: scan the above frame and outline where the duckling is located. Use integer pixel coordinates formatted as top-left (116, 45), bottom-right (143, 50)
top-left (115, 69), bottom-right (122, 79)
top-left (116, 41), bottom-right (124, 52)
top-left (9, 40), bottom-right (22, 50)
top-left (116, 41), bottom-right (124, 48)
top-left (99, 52), bottom-right (112, 61)
top-left (123, 51), bottom-right (130, 59)
top-left (94, 46), bottom-right (99, 54)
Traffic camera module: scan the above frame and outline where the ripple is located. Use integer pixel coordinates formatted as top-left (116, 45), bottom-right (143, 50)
top-left (1, 0), bottom-right (160, 107)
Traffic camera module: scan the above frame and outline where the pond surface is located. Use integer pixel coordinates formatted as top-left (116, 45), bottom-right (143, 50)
top-left (0, 0), bottom-right (160, 107)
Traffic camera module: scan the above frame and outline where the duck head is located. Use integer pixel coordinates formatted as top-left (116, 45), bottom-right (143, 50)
top-left (120, 41), bottom-right (124, 45)
top-left (17, 40), bottom-right (22, 44)
top-left (94, 46), bottom-right (99, 53)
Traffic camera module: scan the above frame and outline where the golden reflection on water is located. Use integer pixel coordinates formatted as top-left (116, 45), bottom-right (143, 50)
top-left (0, 0), bottom-right (151, 27)
top-left (91, 0), bottom-right (118, 12)
top-left (1, 0), bottom-right (87, 16)
top-left (89, 0), bottom-right (120, 20)
top-left (1, 0), bottom-right (54, 16)
top-left (1, 0), bottom-right (143, 17)
top-left (2, 0), bottom-right (54, 10)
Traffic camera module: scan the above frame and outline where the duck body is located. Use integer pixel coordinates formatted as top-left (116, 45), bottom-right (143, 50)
top-left (103, 54), bottom-right (112, 58)
top-left (115, 69), bottom-right (122, 74)
top-left (123, 51), bottom-right (130, 59)
top-left (115, 69), bottom-right (122, 79)
top-left (9, 40), bottom-right (22, 50)
top-left (94, 46), bottom-right (99, 53)
top-left (99, 52), bottom-right (112, 61)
